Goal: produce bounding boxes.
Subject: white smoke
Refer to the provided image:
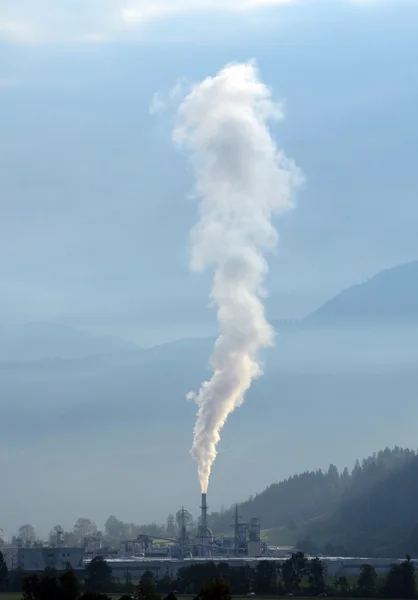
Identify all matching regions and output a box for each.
[174,61,301,493]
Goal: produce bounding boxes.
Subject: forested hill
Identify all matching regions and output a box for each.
[209,447,417,556]
[314,451,418,557]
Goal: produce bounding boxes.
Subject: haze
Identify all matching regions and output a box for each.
[1,0,417,537]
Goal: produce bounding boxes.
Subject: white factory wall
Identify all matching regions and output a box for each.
[3,547,84,572]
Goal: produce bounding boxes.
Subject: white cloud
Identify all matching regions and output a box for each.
[0,0,399,45]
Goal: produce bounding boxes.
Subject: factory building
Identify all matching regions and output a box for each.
[2,494,415,581]
[2,546,84,573]
[119,494,266,561]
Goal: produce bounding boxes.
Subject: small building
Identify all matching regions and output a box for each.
[3,546,84,573]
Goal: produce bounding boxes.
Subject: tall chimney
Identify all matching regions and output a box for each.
[201,492,208,530]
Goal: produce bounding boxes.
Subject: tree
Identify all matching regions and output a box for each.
[49,525,65,546]
[73,519,98,546]
[333,576,350,597]
[229,565,253,595]
[124,572,134,594]
[399,555,416,598]
[307,558,327,595]
[253,561,278,595]
[22,574,44,600]
[176,509,193,533]
[60,568,80,600]
[104,516,130,547]
[18,524,36,545]
[0,551,8,590]
[281,552,308,593]
[84,557,112,593]
[135,572,160,600]
[357,564,377,598]
[9,567,25,592]
[22,573,60,600]
[381,555,416,598]
[156,575,175,595]
[166,515,177,538]
[196,578,232,600]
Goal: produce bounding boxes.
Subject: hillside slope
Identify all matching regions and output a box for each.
[210,448,416,556]
[308,451,418,557]
[304,261,418,326]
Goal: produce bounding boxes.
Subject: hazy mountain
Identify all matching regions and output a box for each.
[0,322,139,361]
[2,260,416,363]
[303,261,418,326]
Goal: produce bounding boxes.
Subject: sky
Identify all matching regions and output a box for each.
[1,0,418,536]
[1,0,417,346]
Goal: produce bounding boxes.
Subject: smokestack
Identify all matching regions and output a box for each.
[201,492,208,530]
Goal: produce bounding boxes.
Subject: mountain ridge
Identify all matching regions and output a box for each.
[2,260,417,363]
[304,260,418,326]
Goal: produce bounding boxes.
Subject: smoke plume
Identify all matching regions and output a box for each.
[174,61,301,493]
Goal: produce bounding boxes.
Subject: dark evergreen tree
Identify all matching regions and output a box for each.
[0,551,8,591]
[84,557,112,593]
[357,564,378,597]
[307,558,327,595]
[135,571,160,600]
[60,568,80,600]
[253,560,278,595]
[381,555,416,598]
[333,576,350,597]
[281,552,308,593]
[22,573,60,600]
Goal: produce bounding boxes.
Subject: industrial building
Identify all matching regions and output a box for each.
[119,494,265,561]
[1,494,415,580]
[1,545,84,574]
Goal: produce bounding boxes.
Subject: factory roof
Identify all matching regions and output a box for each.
[101,555,418,564]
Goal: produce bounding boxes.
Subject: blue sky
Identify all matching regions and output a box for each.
[1,0,417,346]
[1,0,418,535]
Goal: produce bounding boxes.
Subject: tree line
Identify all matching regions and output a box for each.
[175,553,417,598]
[6,513,192,550]
[1,549,417,599]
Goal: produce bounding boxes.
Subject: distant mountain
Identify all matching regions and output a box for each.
[3,260,417,363]
[0,322,140,361]
[303,261,418,326]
